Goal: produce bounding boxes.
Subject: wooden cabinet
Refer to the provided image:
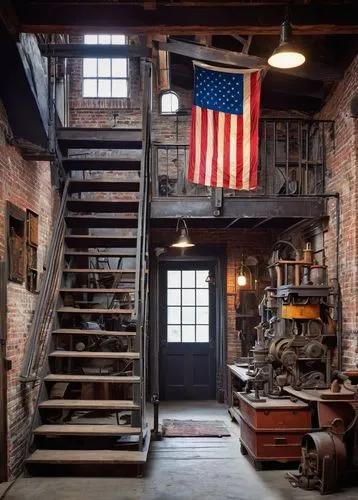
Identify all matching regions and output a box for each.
[237,392,311,467]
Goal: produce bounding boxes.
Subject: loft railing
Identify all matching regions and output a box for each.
[151,119,334,198]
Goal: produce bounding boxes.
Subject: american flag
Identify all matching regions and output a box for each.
[188,63,261,190]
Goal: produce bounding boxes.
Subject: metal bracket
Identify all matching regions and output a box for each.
[212,187,223,216]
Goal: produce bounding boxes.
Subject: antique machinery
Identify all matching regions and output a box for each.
[286,400,357,494]
[245,240,336,397]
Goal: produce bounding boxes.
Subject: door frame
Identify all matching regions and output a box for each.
[149,247,227,402]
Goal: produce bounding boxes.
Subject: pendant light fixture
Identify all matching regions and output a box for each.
[237,255,247,287]
[268,9,305,69]
[170,217,195,249]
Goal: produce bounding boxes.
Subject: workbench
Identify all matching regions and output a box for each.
[227,364,251,424]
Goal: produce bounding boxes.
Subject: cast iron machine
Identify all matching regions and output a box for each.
[245,241,336,398]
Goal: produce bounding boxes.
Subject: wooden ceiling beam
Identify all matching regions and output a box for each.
[15,3,358,35]
[159,39,342,81]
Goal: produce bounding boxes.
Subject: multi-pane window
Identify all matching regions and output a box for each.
[167,270,210,343]
[83,34,128,98]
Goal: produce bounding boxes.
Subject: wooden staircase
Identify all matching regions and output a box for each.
[25,120,150,475]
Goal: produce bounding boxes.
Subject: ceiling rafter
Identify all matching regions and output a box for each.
[13,2,358,35]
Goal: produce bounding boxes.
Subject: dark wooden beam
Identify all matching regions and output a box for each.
[14,3,358,35]
[0,0,19,36]
[160,39,342,81]
[39,43,146,58]
[151,196,325,219]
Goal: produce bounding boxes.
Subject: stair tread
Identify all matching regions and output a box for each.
[63,158,141,172]
[33,424,141,436]
[38,399,139,409]
[57,307,133,314]
[68,180,140,193]
[45,374,140,383]
[65,235,137,239]
[65,215,138,228]
[65,251,137,257]
[62,268,137,273]
[57,128,142,151]
[64,235,137,248]
[53,329,136,336]
[49,350,139,359]
[59,288,135,293]
[67,200,139,213]
[26,448,146,465]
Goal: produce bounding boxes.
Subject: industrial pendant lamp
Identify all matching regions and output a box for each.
[268,11,305,69]
[170,217,195,249]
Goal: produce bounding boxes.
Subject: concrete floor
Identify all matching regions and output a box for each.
[4,401,358,500]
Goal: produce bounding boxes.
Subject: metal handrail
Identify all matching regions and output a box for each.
[20,180,69,382]
[134,60,152,429]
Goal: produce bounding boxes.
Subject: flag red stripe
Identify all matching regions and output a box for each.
[223,113,231,189]
[236,115,243,189]
[211,111,219,186]
[199,108,208,184]
[250,72,260,189]
[188,105,197,182]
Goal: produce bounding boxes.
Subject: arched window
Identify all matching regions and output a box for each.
[160,91,179,115]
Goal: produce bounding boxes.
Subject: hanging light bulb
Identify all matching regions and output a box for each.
[268,16,305,69]
[237,258,247,287]
[170,218,195,248]
[237,270,247,287]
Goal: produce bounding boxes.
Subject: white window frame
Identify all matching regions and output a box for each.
[82,34,129,98]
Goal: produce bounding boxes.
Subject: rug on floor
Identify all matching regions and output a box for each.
[162,419,230,437]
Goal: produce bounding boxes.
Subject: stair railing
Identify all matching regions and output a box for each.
[20,179,69,383]
[134,60,152,429]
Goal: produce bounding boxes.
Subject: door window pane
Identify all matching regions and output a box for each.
[166,268,211,343]
[196,270,209,288]
[182,289,195,306]
[182,307,195,324]
[168,270,181,288]
[182,270,195,288]
[182,325,195,343]
[168,289,181,306]
[196,325,209,343]
[196,307,209,324]
[168,307,181,324]
[196,289,209,306]
[167,325,181,343]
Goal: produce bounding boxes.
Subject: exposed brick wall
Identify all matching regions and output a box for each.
[317,55,358,370]
[0,100,55,479]
[150,228,277,365]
